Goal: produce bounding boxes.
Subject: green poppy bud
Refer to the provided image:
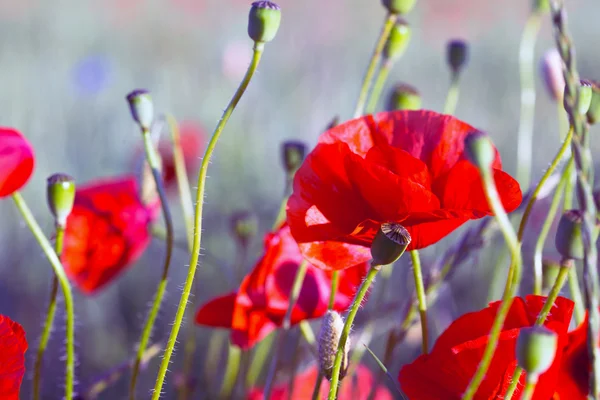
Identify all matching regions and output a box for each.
[464,131,495,171]
[577,80,593,115]
[281,141,306,176]
[381,0,417,15]
[318,310,349,381]
[47,173,75,228]
[371,222,411,267]
[230,210,258,247]
[386,83,421,111]
[447,39,469,77]
[586,80,600,124]
[126,89,154,131]
[516,326,557,377]
[555,210,600,260]
[248,1,281,44]
[383,19,411,62]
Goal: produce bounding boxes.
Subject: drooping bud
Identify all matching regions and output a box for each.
[230,210,258,248]
[248,1,281,44]
[370,222,411,267]
[386,83,421,111]
[576,80,593,115]
[464,131,495,171]
[47,173,75,228]
[447,39,469,77]
[586,81,600,124]
[540,49,565,102]
[383,19,411,63]
[281,141,306,176]
[555,210,600,261]
[516,326,558,378]
[318,310,349,381]
[381,0,417,15]
[533,0,550,13]
[126,89,154,131]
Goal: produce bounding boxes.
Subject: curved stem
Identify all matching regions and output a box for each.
[353,13,397,118]
[443,74,460,115]
[410,250,428,354]
[365,59,392,114]
[516,12,542,189]
[462,169,522,400]
[12,193,75,400]
[33,226,65,400]
[129,131,175,400]
[152,43,264,399]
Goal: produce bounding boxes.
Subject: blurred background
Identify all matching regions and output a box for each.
[1,0,599,398]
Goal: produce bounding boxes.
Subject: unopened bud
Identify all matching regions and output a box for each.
[318,311,349,381]
[516,326,557,377]
[248,1,281,44]
[381,0,417,15]
[555,210,600,260]
[586,81,600,125]
[464,131,495,171]
[230,210,258,247]
[540,49,565,102]
[126,89,154,131]
[577,80,593,115]
[447,40,469,77]
[533,0,550,13]
[281,141,306,176]
[371,222,411,266]
[386,83,421,111]
[47,173,75,228]
[383,19,411,63]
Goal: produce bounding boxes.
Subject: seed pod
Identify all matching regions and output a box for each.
[447,40,469,77]
[464,131,495,171]
[318,310,350,381]
[386,83,421,111]
[516,326,557,377]
[47,173,75,228]
[248,1,281,43]
[126,89,154,131]
[281,141,306,176]
[381,0,417,15]
[383,19,411,63]
[371,222,411,266]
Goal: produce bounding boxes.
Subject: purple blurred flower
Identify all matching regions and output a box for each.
[71,55,112,95]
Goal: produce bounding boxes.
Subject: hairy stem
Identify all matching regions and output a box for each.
[410,250,428,354]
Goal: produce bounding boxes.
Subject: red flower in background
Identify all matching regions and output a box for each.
[248,364,393,400]
[0,128,34,197]
[287,110,522,271]
[195,225,369,349]
[0,315,27,400]
[61,176,159,294]
[398,296,574,400]
[158,120,205,188]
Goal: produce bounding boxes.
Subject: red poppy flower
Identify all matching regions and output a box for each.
[157,120,205,188]
[287,110,522,271]
[0,128,34,198]
[248,363,393,400]
[398,296,574,400]
[61,176,159,294]
[195,225,369,349]
[0,315,28,400]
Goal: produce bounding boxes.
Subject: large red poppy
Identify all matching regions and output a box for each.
[61,176,159,294]
[287,110,522,271]
[398,296,574,400]
[0,315,27,400]
[0,128,34,198]
[247,364,393,400]
[195,225,369,349]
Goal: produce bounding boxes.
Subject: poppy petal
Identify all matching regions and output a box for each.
[0,315,27,400]
[0,128,35,198]
[195,292,236,328]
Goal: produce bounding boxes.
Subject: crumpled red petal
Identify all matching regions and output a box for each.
[0,315,28,400]
[0,128,35,198]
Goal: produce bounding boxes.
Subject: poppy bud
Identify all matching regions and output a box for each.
[540,49,565,102]
[248,1,281,44]
[464,131,495,171]
[281,141,306,176]
[516,326,557,378]
[371,222,411,267]
[576,80,593,115]
[533,0,550,13]
[586,81,600,124]
[230,210,258,247]
[318,310,349,381]
[383,19,411,63]
[126,89,154,131]
[555,210,600,261]
[381,0,417,15]
[47,173,75,228]
[386,83,421,111]
[447,40,469,77]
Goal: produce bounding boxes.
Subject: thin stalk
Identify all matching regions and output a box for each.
[462,168,523,400]
[516,12,543,189]
[362,344,405,398]
[218,345,242,399]
[129,130,175,400]
[520,378,537,400]
[311,373,324,400]
[365,59,393,114]
[353,13,397,118]
[410,250,428,353]
[443,74,460,115]
[12,193,75,400]
[152,43,264,399]
[33,226,65,400]
[328,271,339,310]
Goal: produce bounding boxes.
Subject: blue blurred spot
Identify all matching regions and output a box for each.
[71,55,112,95]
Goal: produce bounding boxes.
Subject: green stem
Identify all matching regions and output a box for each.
[462,168,523,400]
[218,345,242,399]
[365,59,392,114]
[33,226,65,400]
[130,130,175,400]
[12,193,75,400]
[516,12,543,189]
[311,372,324,400]
[353,13,397,118]
[521,378,537,400]
[362,344,404,398]
[328,271,339,310]
[263,260,309,399]
[569,267,585,324]
[443,74,460,115]
[410,250,428,354]
[152,42,264,399]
